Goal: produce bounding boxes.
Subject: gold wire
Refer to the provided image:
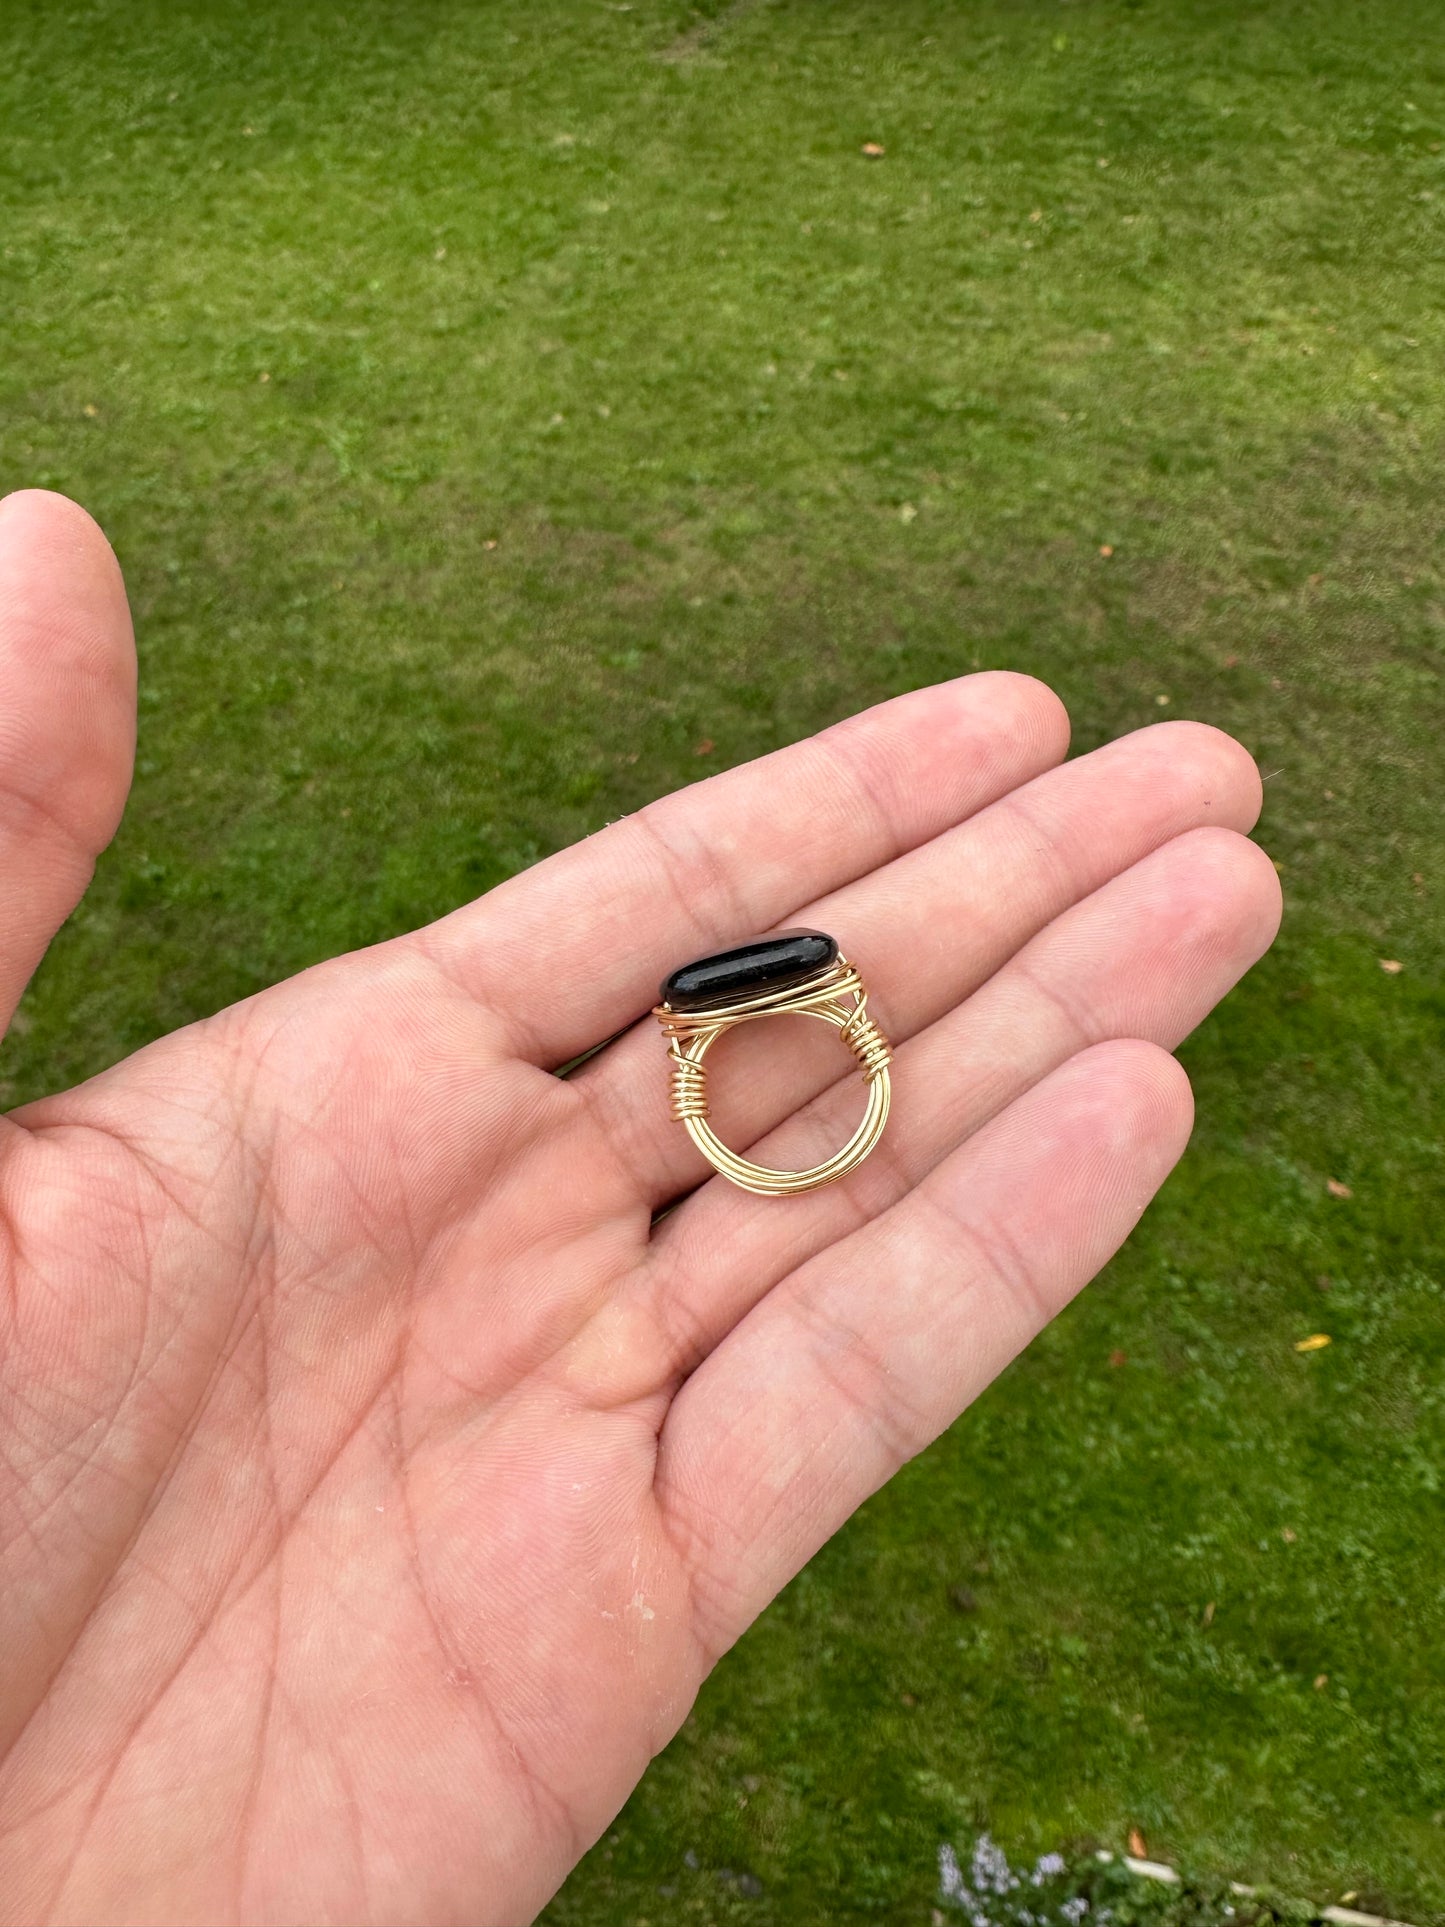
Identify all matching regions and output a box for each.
[652,954,892,1196]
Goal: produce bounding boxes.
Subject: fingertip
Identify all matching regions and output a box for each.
[1067,1035,1195,1182]
[0,486,110,534]
[873,670,1068,814]
[1131,718,1264,831]
[0,486,126,579]
[956,668,1072,763]
[956,1037,1196,1238]
[1241,827,1285,937]
[1143,824,1285,966]
[0,490,137,930]
[0,489,136,699]
[1067,1037,1195,1279]
[1190,823,1283,952]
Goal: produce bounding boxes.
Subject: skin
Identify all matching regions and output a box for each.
[0,489,1281,1927]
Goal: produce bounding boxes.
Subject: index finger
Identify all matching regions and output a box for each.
[413,672,1070,1064]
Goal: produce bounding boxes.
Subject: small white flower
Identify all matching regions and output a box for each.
[939,1844,965,1901]
[972,1835,1018,1896]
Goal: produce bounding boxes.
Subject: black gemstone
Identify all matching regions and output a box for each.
[660,928,838,1011]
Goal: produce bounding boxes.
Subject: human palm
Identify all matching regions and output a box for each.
[0,491,1280,1925]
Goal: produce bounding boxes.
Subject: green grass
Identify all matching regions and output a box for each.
[3,0,1444,1917]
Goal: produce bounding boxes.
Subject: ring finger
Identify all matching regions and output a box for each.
[565,823,1279,1400]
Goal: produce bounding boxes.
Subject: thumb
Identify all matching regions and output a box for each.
[0,490,137,1040]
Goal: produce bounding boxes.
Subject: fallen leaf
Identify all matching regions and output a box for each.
[1128,1829,1147,1857]
[1098,543,1114,557]
[1326,1179,1352,1199]
[861,141,885,158]
[1295,1333,1332,1352]
[1202,1600,1216,1627]
[899,502,918,523]
[1029,208,1043,223]
[483,539,498,550]
[948,1584,978,1614]
[1379,958,1403,974]
[1314,1673,1329,1691]
[1155,694,1171,706]
[1282,1527,1297,1544]
[1108,1348,1128,1368]
[1223,653,1240,667]
[693,738,715,756]
[1341,1894,1358,1905]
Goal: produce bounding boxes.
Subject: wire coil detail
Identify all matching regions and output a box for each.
[653,954,892,1196]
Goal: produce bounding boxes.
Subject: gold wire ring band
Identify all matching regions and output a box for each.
[653,947,892,1196]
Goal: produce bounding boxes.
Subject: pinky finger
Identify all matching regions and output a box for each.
[656,1039,1193,1660]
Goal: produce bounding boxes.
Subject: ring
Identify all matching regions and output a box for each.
[652,929,892,1196]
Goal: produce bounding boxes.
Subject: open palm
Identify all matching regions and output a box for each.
[0,491,1280,1926]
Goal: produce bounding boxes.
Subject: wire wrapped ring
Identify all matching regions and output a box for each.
[653,929,892,1196]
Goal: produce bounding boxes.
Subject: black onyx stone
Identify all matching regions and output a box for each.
[661,929,838,1011]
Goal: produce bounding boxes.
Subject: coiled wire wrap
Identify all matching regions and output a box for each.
[653,955,892,1196]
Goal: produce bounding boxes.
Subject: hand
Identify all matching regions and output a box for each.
[0,490,1279,1926]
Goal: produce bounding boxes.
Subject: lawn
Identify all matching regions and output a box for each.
[2,0,1443,1918]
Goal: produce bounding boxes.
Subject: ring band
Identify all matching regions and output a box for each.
[652,929,892,1196]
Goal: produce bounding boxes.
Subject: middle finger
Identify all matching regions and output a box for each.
[574,719,1261,1206]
